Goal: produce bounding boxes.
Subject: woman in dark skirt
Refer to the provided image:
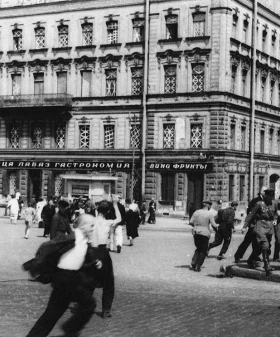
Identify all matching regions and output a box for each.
[125,203,141,246]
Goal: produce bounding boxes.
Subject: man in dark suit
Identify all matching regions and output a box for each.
[41,197,55,237]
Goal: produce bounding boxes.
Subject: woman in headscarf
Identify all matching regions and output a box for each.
[125,202,141,246]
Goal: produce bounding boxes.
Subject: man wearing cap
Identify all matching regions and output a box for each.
[50,200,72,240]
[207,201,238,260]
[242,188,277,274]
[234,186,268,263]
[189,200,218,272]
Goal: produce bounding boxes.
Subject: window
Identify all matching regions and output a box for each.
[34,73,44,95]
[12,74,21,95]
[277,130,280,155]
[55,125,66,149]
[231,65,237,94]
[10,126,19,149]
[269,128,274,154]
[164,66,176,94]
[278,83,280,106]
[242,69,248,96]
[166,15,178,39]
[9,172,17,195]
[193,13,205,37]
[259,176,264,190]
[57,72,67,94]
[161,173,175,201]
[240,175,245,201]
[130,124,141,148]
[105,69,117,96]
[32,125,43,149]
[241,124,246,151]
[13,29,23,51]
[79,125,90,149]
[243,18,249,42]
[107,21,118,44]
[54,174,63,196]
[192,64,204,92]
[228,175,234,201]
[261,76,266,102]
[82,23,93,46]
[270,80,275,105]
[191,124,203,148]
[35,27,45,49]
[163,123,175,149]
[81,71,92,97]
[232,11,238,38]
[104,125,115,148]
[230,122,236,149]
[260,129,265,153]
[262,28,267,52]
[131,68,144,95]
[58,25,68,47]
[132,18,144,42]
[272,33,276,56]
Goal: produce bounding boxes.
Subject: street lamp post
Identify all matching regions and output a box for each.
[129,112,136,202]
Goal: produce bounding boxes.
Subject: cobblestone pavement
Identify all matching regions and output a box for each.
[1,217,280,337]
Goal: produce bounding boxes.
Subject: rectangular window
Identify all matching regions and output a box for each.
[231,65,237,94]
[192,64,204,92]
[270,80,275,105]
[12,74,21,95]
[35,27,45,49]
[230,123,236,149]
[259,176,264,191]
[34,73,44,95]
[107,21,118,44]
[260,129,265,153]
[32,124,43,149]
[55,125,66,149]
[240,175,245,202]
[131,68,144,95]
[79,125,90,149]
[261,77,266,102]
[269,128,273,154]
[57,72,67,94]
[163,123,175,149]
[54,174,63,197]
[191,124,203,148]
[229,175,234,201]
[58,25,68,47]
[81,71,92,97]
[242,69,247,96]
[132,19,144,42]
[164,66,176,94]
[104,125,115,149]
[161,173,175,201]
[166,15,178,39]
[278,130,280,155]
[10,125,20,149]
[9,172,17,196]
[130,124,141,148]
[241,125,246,151]
[262,29,267,52]
[82,23,93,46]
[193,13,205,37]
[105,69,117,96]
[13,29,23,51]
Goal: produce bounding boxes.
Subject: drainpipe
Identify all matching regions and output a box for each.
[249,0,257,201]
[141,0,150,201]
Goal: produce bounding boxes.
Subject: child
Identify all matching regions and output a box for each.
[24,202,36,239]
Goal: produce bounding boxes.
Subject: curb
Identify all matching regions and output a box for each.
[222,265,280,283]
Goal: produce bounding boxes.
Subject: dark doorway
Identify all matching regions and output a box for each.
[187,172,204,214]
[29,170,42,202]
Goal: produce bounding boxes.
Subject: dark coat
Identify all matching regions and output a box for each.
[50,211,72,239]
[216,207,235,230]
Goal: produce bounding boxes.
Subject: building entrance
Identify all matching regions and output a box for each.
[187,172,204,213]
[29,170,42,202]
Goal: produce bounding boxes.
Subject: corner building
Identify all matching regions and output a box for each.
[0,0,280,216]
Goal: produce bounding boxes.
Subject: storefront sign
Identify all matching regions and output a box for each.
[147,162,213,171]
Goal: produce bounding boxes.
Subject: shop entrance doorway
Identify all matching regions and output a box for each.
[187,172,204,214]
[29,170,42,202]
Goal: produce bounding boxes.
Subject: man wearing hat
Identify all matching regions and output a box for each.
[207,201,238,260]
[242,188,278,274]
[189,200,218,272]
[50,200,72,240]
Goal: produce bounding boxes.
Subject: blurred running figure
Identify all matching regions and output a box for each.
[23,202,36,239]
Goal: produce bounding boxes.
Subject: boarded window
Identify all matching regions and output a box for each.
[57,72,67,94]
[34,73,44,95]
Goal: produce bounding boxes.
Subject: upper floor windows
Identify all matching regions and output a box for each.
[35,27,45,49]
[104,125,115,148]
[262,25,268,52]
[132,18,144,42]
[34,73,44,95]
[164,65,176,94]
[243,15,249,43]
[163,123,175,148]
[193,12,205,37]
[190,123,203,148]
[165,14,178,39]
[13,28,23,51]
[82,23,93,46]
[192,64,204,92]
[32,124,43,149]
[57,72,67,94]
[231,64,237,94]
[130,124,141,148]
[81,71,92,97]
[230,122,236,149]
[105,69,117,96]
[107,21,118,44]
[79,124,90,149]
[55,125,66,149]
[12,74,21,95]
[10,126,20,149]
[131,67,144,95]
[58,25,68,47]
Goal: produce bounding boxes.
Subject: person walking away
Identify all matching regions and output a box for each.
[7,194,19,224]
[36,197,46,228]
[189,200,218,272]
[41,197,56,237]
[234,186,268,263]
[242,188,277,274]
[140,201,147,224]
[125,202,141,246]
[23,203,36,239]
[207,201,238,260]
[147,198,156,224]
[50,200,72,240]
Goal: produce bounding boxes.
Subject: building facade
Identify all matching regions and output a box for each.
[0,0,280,215]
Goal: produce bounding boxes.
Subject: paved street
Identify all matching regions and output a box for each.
[1,216,280,337]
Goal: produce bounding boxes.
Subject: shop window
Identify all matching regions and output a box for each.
[34,73,44,95]
[82,23,93,46]
[32,125,43,149]
[270,80,275,105]
[105,69,117,96]
[163,123,175,149]
[190,124,203,148]
[81,71,92,97]
[131,68,144,95]
[130,124,141,148]
[164,65,176,94]
[35,27,45,49]
[193,13,205,37]
[260,129,265,153]
[13,28,23,51]
[228,175,234,201]
[242,69,248,96]
[9,172,17,195]
[230,122,236,149]
[55,125,66,149]
[241,124,246,151]
[132,18,144,42]
[12,74,21,95]
[57,72,67,94]
[161,173,175,201]
[192,64,204,92]
[104,125,115,149]
[166,15,178,39]
[107,21,118,44]
[240,175,245,202]
[58,25,68,47]
[10,126,20,149]
[54,174,63,196]
[79,125,90,149]
[231,65,237,94]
